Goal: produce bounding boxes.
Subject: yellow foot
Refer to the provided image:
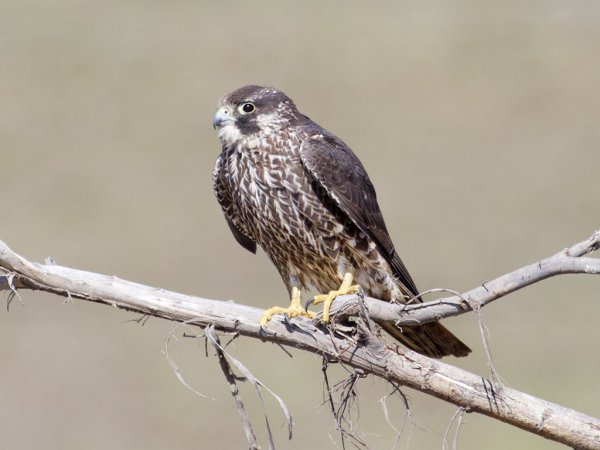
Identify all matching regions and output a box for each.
[311,272,361,323]
[259,287,315,327]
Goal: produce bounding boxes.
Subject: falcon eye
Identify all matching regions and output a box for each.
[239,102,256,114]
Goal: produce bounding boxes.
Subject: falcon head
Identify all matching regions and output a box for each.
[213,85,302,147]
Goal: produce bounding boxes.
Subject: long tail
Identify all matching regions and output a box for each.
[379,320,471,358]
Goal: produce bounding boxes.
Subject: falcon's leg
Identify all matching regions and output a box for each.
[311,272,361,323]
[259,286,315,327]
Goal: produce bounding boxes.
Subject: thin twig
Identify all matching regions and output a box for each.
[206,324,293,449]
[379,382,412,450]
[163,320,214,400]
[442,407,466,450]
[206,325,259,450]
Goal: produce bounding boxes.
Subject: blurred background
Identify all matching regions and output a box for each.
[1,1,599,449]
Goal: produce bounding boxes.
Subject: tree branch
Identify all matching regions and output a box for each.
[1,232,599,449]
[330,229,600,326]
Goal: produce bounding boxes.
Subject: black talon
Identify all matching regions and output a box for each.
[305,296,315,310]
[259,324,276,337]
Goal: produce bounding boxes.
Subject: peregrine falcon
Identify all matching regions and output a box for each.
[212,85,470,358]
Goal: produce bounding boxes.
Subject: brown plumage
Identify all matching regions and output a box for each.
[212,85,470,358]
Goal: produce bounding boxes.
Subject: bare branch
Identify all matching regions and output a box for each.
[1,233,600,449]
[329,229,600,326]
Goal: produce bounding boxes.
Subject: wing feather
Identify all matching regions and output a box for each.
[300,134,418,295]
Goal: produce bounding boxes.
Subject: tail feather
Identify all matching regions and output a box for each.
[379,320,471,358]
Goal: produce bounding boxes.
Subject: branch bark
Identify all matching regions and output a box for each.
[1,232,599,449]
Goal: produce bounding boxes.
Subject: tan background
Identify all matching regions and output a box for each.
[1,1,599,449]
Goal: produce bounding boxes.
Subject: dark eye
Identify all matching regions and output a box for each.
[239,102,256,114]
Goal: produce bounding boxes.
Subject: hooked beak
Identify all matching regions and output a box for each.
[212,107,233,129]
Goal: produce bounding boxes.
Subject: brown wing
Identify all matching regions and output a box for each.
[300,134,418,296]
[212,153,257,254]
[301,134,471,358]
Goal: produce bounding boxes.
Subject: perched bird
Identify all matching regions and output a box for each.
[212,85,470,358]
